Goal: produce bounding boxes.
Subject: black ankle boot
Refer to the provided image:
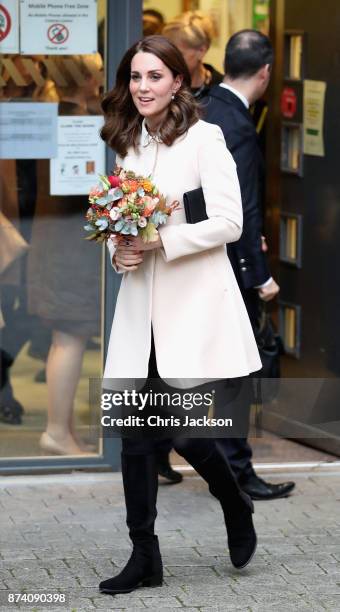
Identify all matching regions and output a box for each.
[99,535,163,594]
[175,440,257,569]
[100,452,163,595]
[221,490,256,569]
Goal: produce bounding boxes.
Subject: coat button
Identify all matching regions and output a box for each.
[241,266,247,272]
[240,258,246,263]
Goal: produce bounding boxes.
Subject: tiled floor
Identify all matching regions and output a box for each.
[1,470,340,611]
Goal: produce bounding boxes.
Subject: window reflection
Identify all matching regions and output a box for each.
[0,16,105,458]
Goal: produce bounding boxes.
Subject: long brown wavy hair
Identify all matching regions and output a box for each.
[101,35,200,157]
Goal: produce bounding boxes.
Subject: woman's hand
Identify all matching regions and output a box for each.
[113,234,162,271]
[114,244,144,272]
[126,234,162,252]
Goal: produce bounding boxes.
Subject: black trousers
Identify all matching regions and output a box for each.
[120,335,248,543]
[217,287,261,482]
[138,325,257,481]
[122,334,214,457]
[121,334,248,457]
[216,377,256,483]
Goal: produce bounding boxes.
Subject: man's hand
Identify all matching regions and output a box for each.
[258,278,280,302]
[261,235,268,252]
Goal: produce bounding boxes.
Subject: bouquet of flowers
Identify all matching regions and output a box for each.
[85,166,178,244]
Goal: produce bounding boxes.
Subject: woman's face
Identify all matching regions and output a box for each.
[129,51,181,125]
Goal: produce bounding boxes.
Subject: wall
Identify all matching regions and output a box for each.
[142,0,253,72]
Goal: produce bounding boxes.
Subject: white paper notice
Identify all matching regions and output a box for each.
[0,0,19,53]
[20,0,97,55]
[0,102,58,159]
[303,80,327,157]
[50,115,105,196]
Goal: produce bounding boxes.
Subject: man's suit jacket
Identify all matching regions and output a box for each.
[204,85,271,324]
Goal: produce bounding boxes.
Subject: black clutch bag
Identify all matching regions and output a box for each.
[183,187,208,224]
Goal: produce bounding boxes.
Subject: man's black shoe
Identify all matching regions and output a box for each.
[0,398,24,425]
[241,474,295,500]
[156,452,183,484]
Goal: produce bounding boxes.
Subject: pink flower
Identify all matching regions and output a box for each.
[110,207,121,221]
[142,195,156,218]
[117,196,128,208]
[108,175,121,187]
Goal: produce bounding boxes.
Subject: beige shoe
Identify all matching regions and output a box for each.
[71,432,97,453]
[39,431,88,456]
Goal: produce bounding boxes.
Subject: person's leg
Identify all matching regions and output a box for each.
[215,377,256,482]
[154,437,183,483]
[0,348,24,424]
[40,329,87,455]
[216,374,295,501]
[99,437,163,595]
[1,285,32,361]
[121,438,159,540]
[68,414,96,452]
[173,436,256,569]
[0,286,31,423]
[217,438,255,481]
[148,332,182,484]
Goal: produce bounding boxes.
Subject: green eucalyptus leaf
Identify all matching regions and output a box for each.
[140,223,159,243]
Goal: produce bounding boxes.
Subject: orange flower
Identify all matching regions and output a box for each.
[143,207,154,218]
[142,179,153,192]
[128,180,139,192]
[121,181,130,193]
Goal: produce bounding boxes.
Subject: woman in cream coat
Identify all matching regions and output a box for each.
[99,36,261,597]
[104,117,261,380]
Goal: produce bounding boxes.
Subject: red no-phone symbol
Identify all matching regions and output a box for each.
[0,3,11,42]
[47,23,69,45]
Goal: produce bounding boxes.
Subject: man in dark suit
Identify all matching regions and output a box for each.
[204,29,295,500]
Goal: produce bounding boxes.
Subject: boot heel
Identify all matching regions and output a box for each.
[142,574,163,587]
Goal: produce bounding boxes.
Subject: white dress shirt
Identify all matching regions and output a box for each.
[219,82,250,109]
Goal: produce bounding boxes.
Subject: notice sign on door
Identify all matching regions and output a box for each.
[20,1,97,55]
[303,80,326,157]
[50,115,105,195]
[0,0,19,53]
[0,102,58,159]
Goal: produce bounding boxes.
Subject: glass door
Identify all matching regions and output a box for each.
[0,0,111,471]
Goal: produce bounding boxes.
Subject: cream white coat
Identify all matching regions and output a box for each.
[104,119,261,381]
